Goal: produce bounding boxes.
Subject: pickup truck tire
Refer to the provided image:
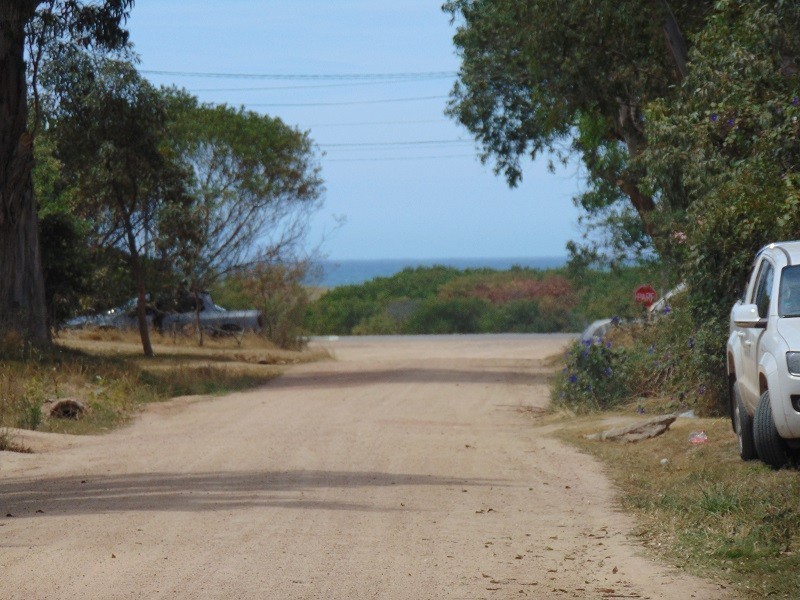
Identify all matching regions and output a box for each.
[754,390,789,469]
[733,382,757,461]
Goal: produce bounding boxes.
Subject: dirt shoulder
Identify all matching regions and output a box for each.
[0,335,731,599]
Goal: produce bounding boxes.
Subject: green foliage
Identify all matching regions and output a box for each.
[305,264,661,336]
[405,297,490,334]
[304,289,381,335]
[639,0,800,409]
[444,0,713,252]
[162,89,323,291]
[552,337,626,412]
[239,261,311,350]
[554,300,725,416]
[39,212,91,326]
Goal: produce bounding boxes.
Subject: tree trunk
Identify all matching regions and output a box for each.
[0,3,50,345]
[123,215,154,357]
[193,290,204,347]
[131,253,154,357]
[615,99,662,248]
[654,0,689,81]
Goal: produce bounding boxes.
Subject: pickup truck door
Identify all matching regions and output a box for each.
[740,258,774,406]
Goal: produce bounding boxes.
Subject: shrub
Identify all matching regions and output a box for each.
[553,299,724,415]
[552,335,626,412]
[405,297,490,334]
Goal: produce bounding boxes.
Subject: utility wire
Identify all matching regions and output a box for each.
[325,154,477,163]
[189,77,455,93]
[308,119,448,128]
[245,95,447,107]
[320,139,470,148]
[141,69,457,81]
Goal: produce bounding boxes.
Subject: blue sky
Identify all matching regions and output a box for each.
[126,1,582,260]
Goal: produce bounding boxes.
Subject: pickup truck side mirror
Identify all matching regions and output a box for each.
[732,303,767,329]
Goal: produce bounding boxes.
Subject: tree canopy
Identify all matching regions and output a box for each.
[444,0,712,250]
[163,90,323,292]
[44,56,191,355]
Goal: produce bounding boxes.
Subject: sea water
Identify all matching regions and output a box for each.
[313,257,567,288]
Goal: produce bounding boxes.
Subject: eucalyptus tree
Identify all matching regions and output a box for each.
[45,57,191,356]
[444,0,712,256]
[163,90,324,344]
[0,0,132,344]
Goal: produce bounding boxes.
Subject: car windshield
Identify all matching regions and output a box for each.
[780,265,800,317]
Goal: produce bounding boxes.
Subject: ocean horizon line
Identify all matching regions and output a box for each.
[312,256,569,288]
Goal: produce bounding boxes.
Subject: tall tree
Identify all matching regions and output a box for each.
[444,0,711,252]
[162,90,323,344]
[46,57,190,356]
[0,0,132,344]
[641,0,800,398]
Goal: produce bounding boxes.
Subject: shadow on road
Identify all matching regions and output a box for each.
[267,366,551,390]
[1,470,508,518]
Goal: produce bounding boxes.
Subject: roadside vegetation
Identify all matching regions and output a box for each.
[556,414,800,597]
[552,295,724,415]
[0,329,327,445]
[303,262,665,336]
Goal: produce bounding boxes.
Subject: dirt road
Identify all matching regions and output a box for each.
[1,335,730,599]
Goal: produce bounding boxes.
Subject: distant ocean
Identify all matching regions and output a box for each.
[313,257,568,288]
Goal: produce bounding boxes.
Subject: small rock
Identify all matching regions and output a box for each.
[585,414,677,443]
[46,398,87,420]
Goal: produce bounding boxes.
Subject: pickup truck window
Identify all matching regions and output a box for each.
[753,260,774,318]
[780,265,800,317]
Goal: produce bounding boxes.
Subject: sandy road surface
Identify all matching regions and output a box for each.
[1,335,731,599]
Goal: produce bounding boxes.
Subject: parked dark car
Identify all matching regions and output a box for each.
[161,292,263,334]
[63,292,263,335]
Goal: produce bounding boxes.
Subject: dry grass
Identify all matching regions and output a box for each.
[556,405,800,597]
[0,330,330,439]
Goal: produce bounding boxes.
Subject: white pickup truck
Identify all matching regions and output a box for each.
[727,241,800,468]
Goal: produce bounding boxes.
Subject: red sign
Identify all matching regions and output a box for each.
[634,284,658,307]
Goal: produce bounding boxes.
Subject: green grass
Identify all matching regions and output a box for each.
[559,413,800,597]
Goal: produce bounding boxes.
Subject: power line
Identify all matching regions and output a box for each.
[308,118,448,128]
[245,95,447,107]
[320,139,470,148]
[141,69,457,81]
[189,77,455,93]
[324,154,477,163]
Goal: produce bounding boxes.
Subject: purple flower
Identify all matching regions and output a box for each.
[603,367,613,377]
[710,113,718,122]
[568,374,578,384]
[662,305,671,315]
[605,341,613,349]
[611,315,621,326]
[726,118,735,127]
[582,338,593,347]
[793,97,799,106]
[698,384,707,395]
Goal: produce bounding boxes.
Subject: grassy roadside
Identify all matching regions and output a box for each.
[0,329,328,444]
[555,409,800,598]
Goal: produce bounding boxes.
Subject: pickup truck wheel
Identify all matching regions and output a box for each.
[733,382,757,461]
[754,390,789,469]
